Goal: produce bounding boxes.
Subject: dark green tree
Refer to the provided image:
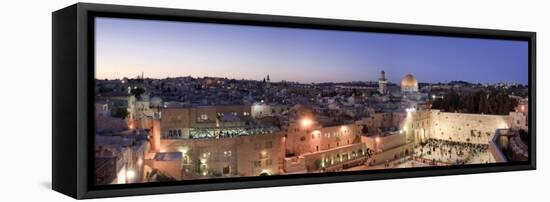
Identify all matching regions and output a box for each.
[432,90,517,115]
[112,107,129,119]
[130,87,146,97]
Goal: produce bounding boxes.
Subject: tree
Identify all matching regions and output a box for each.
[112,107,129,119]
[432,90,517,115]
[130,87,146,97]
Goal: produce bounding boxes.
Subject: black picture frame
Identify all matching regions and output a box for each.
[52,3,536,199]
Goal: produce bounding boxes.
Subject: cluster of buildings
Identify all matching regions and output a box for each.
[94,71,529,184]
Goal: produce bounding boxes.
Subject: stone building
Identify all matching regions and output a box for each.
[144,104,282,179]
[282,120,370,173]
[157,132,283,178]
[159,105,254,139]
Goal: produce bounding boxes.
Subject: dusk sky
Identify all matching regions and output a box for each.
[95,17,528,84]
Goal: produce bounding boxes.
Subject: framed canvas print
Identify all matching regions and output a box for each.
[52,3,536,199]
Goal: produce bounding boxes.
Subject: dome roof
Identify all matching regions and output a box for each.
[401,74,418,92]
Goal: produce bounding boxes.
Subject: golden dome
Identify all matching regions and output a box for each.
[401,74,418,92]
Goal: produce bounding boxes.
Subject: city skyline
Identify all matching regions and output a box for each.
[96,73,526,86]
[92,16,530,185]
[95,17,529,84]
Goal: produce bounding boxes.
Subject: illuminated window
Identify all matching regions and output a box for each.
[183,156,190,164]
[259,152,268,159]
[202,152,211,158]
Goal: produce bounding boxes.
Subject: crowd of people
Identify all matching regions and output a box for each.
[415,139,490,165]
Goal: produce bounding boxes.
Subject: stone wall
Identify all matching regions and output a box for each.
[426,110,509,144]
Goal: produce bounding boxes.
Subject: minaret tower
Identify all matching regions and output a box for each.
[378,70,388,95]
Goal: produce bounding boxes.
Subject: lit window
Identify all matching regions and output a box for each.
[259,151,268,159]
[202,152,211,158]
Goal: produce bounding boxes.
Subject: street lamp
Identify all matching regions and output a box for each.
[124,166,135,184]
[300,117,313,128]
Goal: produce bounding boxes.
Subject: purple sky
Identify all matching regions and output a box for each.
[95,17,528,84]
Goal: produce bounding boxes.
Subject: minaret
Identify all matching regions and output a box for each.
[378,70,388,95]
